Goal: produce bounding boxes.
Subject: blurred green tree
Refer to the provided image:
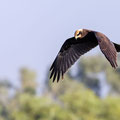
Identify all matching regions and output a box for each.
[77,55,120,95]
[20,68,37,95]
[0,55,120,120]
[0,80,13,120]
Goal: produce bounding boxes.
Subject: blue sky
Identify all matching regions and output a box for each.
[0,0,120,87]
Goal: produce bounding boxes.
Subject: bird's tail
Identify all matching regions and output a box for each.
[113,43,120,52]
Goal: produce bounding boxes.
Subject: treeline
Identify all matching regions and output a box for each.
[0,55,120,120]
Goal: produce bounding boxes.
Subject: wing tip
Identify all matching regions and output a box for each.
[49,72,64,83]
[111,60,118,69]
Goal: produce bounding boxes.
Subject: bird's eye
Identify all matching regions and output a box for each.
[77,32,82,36]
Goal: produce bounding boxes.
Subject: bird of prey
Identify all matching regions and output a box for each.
[50,29,120,82]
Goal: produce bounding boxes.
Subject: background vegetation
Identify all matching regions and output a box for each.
[0,55,120,120]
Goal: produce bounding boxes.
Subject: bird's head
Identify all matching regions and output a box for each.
[74,29,90,39]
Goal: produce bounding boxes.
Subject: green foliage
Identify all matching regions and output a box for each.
[79,55,120,94]
[9,84,120,120]
[0,54,120,120]
[10,94,76,120]
[9,73,120,120]
[20,68,37,95]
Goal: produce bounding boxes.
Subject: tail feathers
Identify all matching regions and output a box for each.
[113,43,120,52]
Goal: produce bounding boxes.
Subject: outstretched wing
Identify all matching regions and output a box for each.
[50,32,98,82]
[95,32,118,68]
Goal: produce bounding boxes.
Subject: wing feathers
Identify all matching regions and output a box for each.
[95,32,118,68]
[50,33,98,82]
[50,31,120,82]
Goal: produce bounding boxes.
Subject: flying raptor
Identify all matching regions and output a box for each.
[50,29,120,82]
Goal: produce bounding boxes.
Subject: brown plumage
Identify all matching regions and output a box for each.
[50,29,120,82]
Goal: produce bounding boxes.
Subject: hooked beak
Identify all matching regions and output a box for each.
[75,36,78,40]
